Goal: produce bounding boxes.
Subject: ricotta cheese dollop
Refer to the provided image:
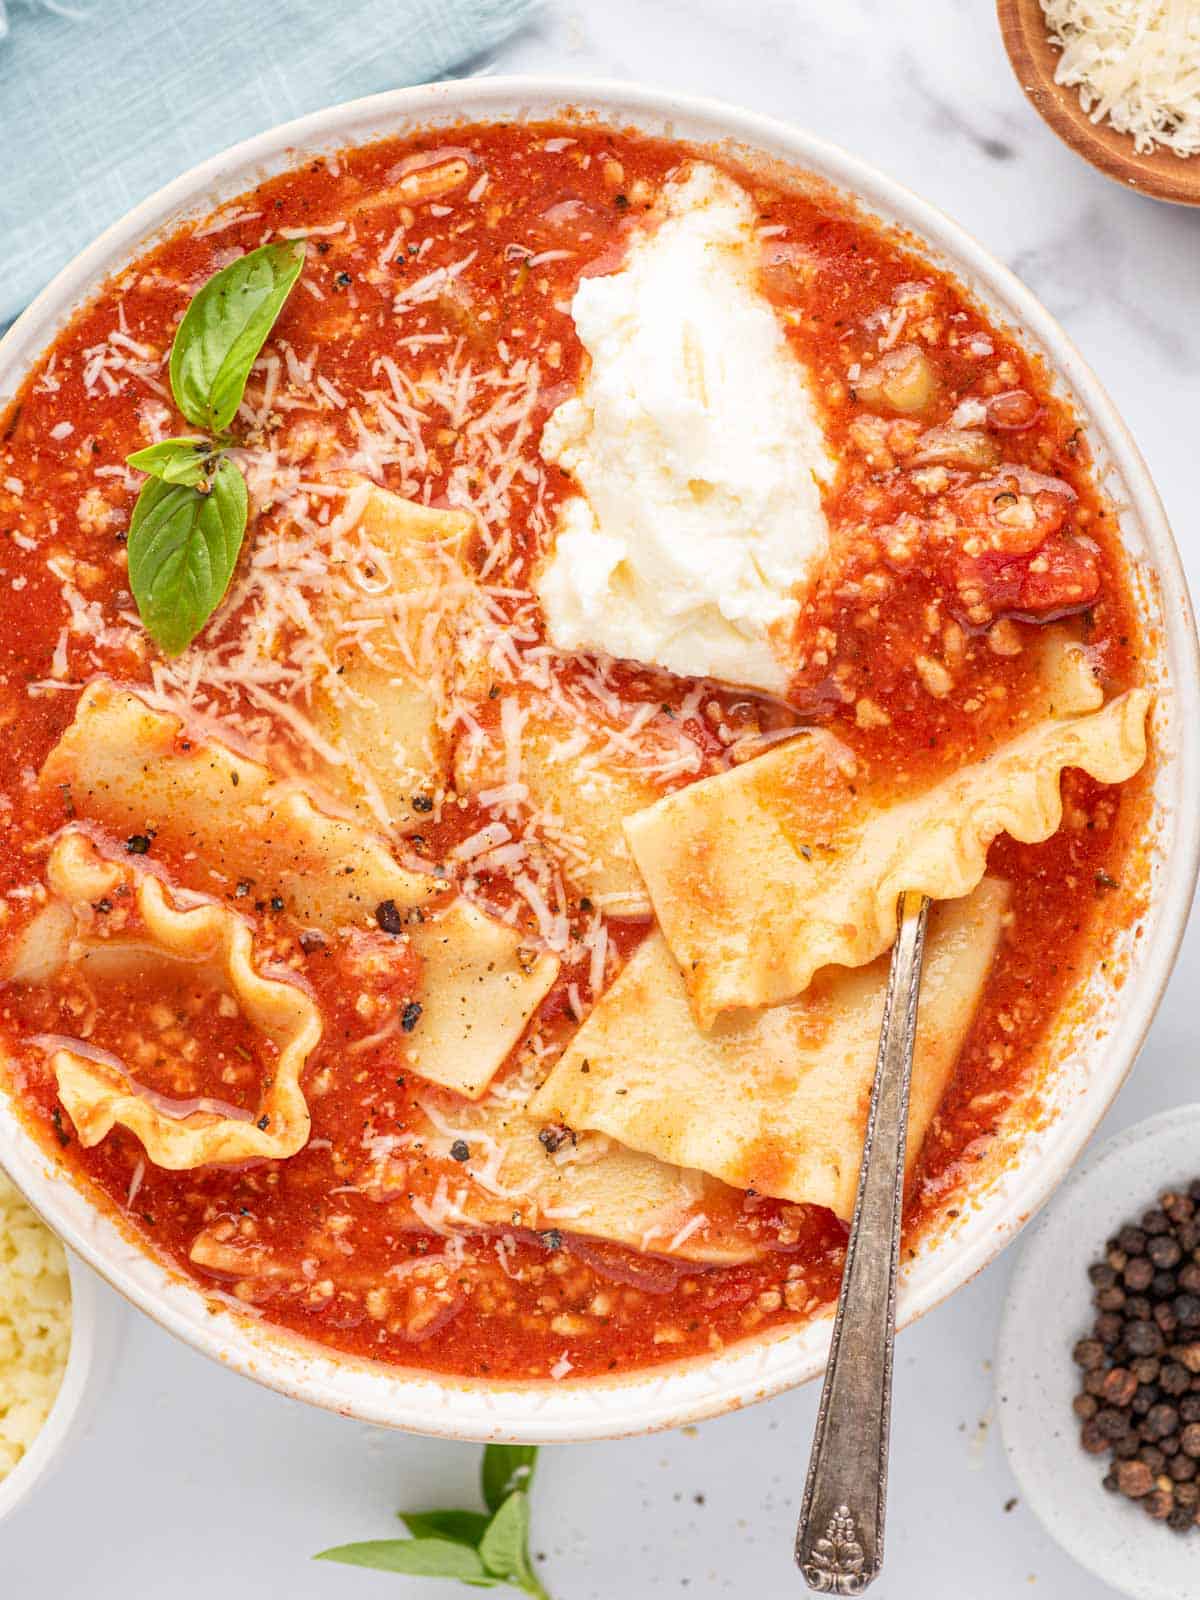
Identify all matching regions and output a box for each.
[537,163,833,696]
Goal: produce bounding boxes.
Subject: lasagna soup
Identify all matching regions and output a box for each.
[0,122,1152,1380]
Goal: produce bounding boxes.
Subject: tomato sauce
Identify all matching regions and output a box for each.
[0,121,1148,1379]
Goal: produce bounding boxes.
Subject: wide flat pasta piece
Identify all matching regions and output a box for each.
[406,899,560,1099]
[365,1093,764,1265]
[10,830,321,1169]
[306,481,476,831]
[455,701,659,917]
[38,682,558,1099]
[626,681,1150,1027]
[532,881,1007,1220]
[41,679,436,919]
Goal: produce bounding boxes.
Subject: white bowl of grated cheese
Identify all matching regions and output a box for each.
[0,1173,125,1525]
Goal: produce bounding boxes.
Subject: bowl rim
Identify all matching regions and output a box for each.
[0,74,1196,1443]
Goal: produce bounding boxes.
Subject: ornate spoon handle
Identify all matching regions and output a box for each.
[794,891,931,1594]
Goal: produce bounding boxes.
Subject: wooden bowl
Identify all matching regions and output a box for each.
[997,0,1200,206]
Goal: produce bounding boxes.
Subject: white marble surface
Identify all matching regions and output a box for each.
[5,3,1200,1596]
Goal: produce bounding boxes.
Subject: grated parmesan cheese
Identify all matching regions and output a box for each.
[1041,0,1200,156]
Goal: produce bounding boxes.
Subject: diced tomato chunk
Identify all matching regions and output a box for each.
[1017,537,1102,615]
[953,535,1101,620]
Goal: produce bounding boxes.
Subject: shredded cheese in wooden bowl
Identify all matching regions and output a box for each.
[1041,0,1200,157]
[0,1171,71,1482]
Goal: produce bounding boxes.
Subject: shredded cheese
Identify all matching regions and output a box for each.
[1041,0,1200,155]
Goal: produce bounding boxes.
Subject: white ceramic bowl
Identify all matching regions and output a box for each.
[997,1107,1200,1600]
[0,1249,125,1525]
[0,78,1195,1443]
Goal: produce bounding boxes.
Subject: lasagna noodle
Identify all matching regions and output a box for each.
[626,683,1150,1026]
[13,831,322,1168]
[306,483,476,831]
[532,881,1008,1220]
[389,1102,762,1264]
[455,701,659,917]
[38,682,558,1100]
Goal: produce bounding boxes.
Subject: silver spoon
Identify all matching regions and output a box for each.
[794,890,931,1594]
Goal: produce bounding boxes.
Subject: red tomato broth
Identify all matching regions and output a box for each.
[0,121,1149,1380]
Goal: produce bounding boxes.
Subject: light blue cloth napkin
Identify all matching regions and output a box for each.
[0,0,538,326]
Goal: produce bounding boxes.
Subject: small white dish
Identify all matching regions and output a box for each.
[997,1106,1200,1600]
[0,1248,125,1525]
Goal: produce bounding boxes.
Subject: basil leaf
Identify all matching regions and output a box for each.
[480,1494,548,1600]
[482,1445,538,1514]
[169,240,304,432]
[479,1492,528,1581]
[127,456,248,655]
[399,1510,491,1547]
[126,437,216,487]
[315,1537,498,1584]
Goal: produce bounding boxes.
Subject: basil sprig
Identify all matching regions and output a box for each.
[315,1444,550,1598]
[124,239,304,655]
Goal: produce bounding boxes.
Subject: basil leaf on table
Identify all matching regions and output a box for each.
[479,1492,547,1599]
[314,1443,550,1595]
[126,456,248,655]
[398,1510,492,1547]
[315,1537,499,1585]
[168,239,304,432]
[481,1443,538,1513]
[125,437,217,487]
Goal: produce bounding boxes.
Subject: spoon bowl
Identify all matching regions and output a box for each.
[997,0,1200,206]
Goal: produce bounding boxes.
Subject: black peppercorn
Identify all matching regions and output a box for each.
[1146,1488,1175,1520]
[1127,1320,1165,1357]
[1163,1362,1192,1397]
[1117,1459,1154,1498]
[1151,1236,1183,1270]
[1125,1256,1154,1292]
[1096,1311,1125,1345]
[1075,1338,1107,1370]
[1101,1368,1138,1407]
[1154,1302,1180,1336]
[1072,1180,1200,1535]
[1145,1408,1184,1446]
[1097,1407,1132,1440]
